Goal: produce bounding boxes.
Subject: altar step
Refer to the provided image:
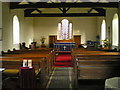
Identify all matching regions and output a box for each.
[56,51,71,54]
[54,54,73,67]
[54,62,73,67]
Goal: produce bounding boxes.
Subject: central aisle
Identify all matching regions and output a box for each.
[46,67,73,89]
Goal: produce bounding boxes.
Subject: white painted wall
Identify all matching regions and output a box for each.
[97,8,120,89]
[97,8,118,49]
[0,1,2,53]
[1,3,99,49]
[2,3,119,50]
[33,17,97,47]
[2,2,34,51]
[1,2,120,89]
[0,1,2,90]
[0,2,2,29]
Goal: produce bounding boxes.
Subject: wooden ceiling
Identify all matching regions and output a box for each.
[9,0,119,17]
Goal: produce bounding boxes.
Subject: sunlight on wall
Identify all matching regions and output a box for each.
[29,39,33,44]
[57,23,62,40]
[13,15,20,44]
[112,13,119,46]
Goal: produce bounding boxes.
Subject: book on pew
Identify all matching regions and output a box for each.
[28,59,32,68]
[23,59,27,67]
[22,59,32,68]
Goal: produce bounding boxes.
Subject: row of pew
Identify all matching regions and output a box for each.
[72,48,120,89]
[1,47,120,89]
[0,48,56,89]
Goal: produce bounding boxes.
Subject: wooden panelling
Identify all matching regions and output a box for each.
[74,35,81,48]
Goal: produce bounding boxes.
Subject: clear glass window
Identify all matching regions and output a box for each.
[13,15,20,44]
[101,19,106,45]
[112,13,119,46]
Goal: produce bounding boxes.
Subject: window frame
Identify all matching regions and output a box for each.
[57,19,73,40]
[13,15,20,44]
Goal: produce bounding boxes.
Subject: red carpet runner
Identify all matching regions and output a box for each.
[53,54,73,67]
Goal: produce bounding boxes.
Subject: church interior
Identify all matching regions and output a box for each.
[0,0,120,90]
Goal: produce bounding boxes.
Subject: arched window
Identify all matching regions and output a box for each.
[101,19,106,45]
[112,13,119,46]
[13,15,20,44]
[57,19,73,40]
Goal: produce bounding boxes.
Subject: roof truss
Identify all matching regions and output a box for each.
[10,2,118,9]
[24,8,106,17]
[9,2,117,17]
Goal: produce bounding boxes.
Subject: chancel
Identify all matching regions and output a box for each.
[54,19,76,51]
[0,0,120,90]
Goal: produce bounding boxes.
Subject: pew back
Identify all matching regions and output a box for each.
[72,48,120,80]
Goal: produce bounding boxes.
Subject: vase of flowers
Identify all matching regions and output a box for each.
[102,39,109,49]
[103,39,109,47]
[40,36,46,48]
[40,36,46,44]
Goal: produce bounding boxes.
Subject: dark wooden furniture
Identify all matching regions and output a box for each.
[19,67,36,88]
[74,35,81,48]
[72,48,120,90]
[1,48,56,88]
[49,35,57,48]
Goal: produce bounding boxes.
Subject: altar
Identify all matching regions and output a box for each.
[54,42,76,51]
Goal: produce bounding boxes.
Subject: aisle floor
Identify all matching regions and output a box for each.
[46,67,73,89]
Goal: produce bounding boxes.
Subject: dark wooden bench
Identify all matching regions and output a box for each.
[1,49,56,88]
[2,49,55,74]
[72,48,120,89]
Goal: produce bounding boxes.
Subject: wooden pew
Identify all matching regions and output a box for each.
[1,57,49,88]
[2,48,55,74]
[1,48,56,88]
[2,60,41,86]
[5,48,56,69]
[76,58,120,79]
[72,48,120,89]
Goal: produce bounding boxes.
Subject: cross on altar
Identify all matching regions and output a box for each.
[63,46,66,50]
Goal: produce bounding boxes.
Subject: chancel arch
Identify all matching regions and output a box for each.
[112,13,119,47]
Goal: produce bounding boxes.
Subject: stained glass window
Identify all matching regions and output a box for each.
[57,19,73,40]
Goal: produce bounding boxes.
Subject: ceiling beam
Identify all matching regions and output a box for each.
[93,8,105,13]
[24,7,105,17]
[10,2,118,9]
[24,13,106,17]
[59,7,70,13]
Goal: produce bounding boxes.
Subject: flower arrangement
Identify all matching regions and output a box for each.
[102,39,109,47]
[40,36,46,44]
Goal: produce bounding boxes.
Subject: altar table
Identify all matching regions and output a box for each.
[54,42,76,51]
